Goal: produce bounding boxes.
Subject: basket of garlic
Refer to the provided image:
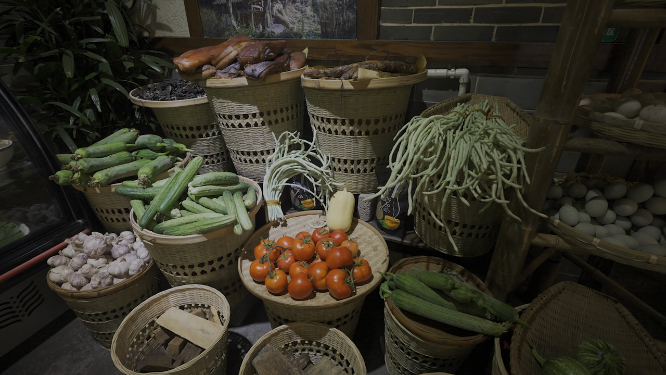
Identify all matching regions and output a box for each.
[46,231,161,349]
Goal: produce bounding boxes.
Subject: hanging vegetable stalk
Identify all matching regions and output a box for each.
[263,131,339,222]
[367,100,546,250]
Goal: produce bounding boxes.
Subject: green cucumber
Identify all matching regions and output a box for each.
[244,186,257,209]
[122,178,169,188]
[189,172,239,188]
[139,168,183,228]
[234,191,253,231]
[155,157,203,215]
[162,215,236,236]
[49,170,73,185]
[114,186,162,200]
[188,182,250,197]
[88,159,151,187]
[152,213,225,234]
[130,199,157,230]
[137,155,174,188]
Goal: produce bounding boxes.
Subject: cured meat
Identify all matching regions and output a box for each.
[173,35,251,73]
[287,51,307,71]
[201,65,217,79]
[245,53,289,81]
[237,40,287,67]
[212,41,255,70]
[304,60,417,80]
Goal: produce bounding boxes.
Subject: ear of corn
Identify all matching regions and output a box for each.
[90,128,133,146]
[49,170,73,185]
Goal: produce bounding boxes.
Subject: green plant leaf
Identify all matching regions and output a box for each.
[89,87,102,112]
[46,101,90,124]
[1,74,11,88]
[105,1,128,47]
[78,38,111,44]
[100,77,128,98]
[75,50,107,63]
[140,56,162,73]
[98,62,113,77]
[62,50,74,78]
[17,96,42,106]
[141,54,173,67]
[57,128,78,152]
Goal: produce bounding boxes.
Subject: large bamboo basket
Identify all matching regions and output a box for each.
[73,183,132,233]
[384,256,493,374]
[575,93,666,149]
[238,322,366,375]
[46,261,160,349]
[130,176,262,310]
[416,94,531,257]
[510,282,666,375]
[200,69,306,182]
[491,305,528,375]
[301,71,427,194]
[111,285,230,375]
[130,86,234,173]
[239,211,389,338]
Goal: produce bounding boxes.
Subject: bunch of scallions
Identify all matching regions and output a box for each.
[366,100,546,249]
[263,131,340,222]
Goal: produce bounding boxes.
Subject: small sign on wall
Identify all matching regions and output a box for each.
[602,28,619,43]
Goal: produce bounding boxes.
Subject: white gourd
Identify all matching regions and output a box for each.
[67,272,89,288]
[327,189,355,232]
[47,255,70,267]
[68,253,88,271]
[49,265,70,284]
[128,259,144,276]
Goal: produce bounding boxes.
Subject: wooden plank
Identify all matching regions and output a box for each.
[183,0,204,38]
[356,0,380,41]
[173,342,203,367]
[607,8,666,28]
[209,306,222,325]
[563,137,666,161]
[138,354,174,372]
[166,336,187,359]
[156,307,224,350]
[305,358,344,375]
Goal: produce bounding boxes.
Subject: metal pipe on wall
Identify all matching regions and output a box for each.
[485,0,617,301]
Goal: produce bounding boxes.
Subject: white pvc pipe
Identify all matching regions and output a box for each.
[426,68,470,96]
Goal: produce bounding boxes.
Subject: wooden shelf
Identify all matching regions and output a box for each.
[564,137,666,161]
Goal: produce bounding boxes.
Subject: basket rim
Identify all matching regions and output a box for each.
[129,85,209,108]
[301,70,427,90]
[110,284,231,375]
[238,322,366,374]
[577,93,666,136]
[189,66,306,88]
[46,259,156,299]
[493,305,530,375]
[130,176,262,245]
[238,210,389,309]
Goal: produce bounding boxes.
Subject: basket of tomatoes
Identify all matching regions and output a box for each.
[238,210,389,338]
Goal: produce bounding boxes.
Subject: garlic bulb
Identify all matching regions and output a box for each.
[49,265,70,284]
[108,259,130,278]
[59,267,74,284]
[79,263,98,279]
[47,255,70,267]
[69,253,89,271]
[98,265,109,274]
[104,232,118,244]
[113,278,125,285]
[60,282,78,291]
[119,231,135,242]
[118,239,133,247]
[132,239,145,251]
[128,259,144,276]
[83,238,110,258]
[80,283,93,291]
[111,244,130,259]
[91,232,104,239]
[90,271,113,289]
[61,245,77,258]
[68,272,89,288]
[136,247,151,262]
[123,252,138,262]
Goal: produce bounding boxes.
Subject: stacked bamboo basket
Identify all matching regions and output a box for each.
[73,184,134,233]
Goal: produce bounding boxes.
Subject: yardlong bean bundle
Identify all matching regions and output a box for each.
[263,131,339,222]
[367,100,546,250]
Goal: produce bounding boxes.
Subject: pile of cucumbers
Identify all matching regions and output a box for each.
[50,128,191,187]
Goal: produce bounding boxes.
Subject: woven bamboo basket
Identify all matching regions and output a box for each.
[200,69,306,182]
[384,256,493,374]
[575,93,666,149]
[46,261,160,349]
[510,281,666,375]
[111,284,230,375]
[239,210,389,338]
[73,183,132,233]
[130,86,234,173]
[547,173,666,273]
[301,72,427,194]
[238,322,366,375]
[130,176,262,310]
[491,305,528,375]
[415,93,532,257]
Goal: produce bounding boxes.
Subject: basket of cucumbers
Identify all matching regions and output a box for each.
[50,129,190,232]
[128,158,262,310]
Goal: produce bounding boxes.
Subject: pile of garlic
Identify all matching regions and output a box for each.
[47,231,152,291]
[544,178,666,257]
[579,88,666,124]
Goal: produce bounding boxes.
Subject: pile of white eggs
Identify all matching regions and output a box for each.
[579,88,666,124]
[544,178,666,257]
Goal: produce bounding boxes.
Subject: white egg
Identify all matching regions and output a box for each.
[651,217,666,230]
[578,212,591,224]
[645,197,666,215]
[559,206,580,227]
[612,234,640,249]
[579,98,594,106]
[604,224,625,236]
[621,88,642,97]
[567,183,587,199]
[638,226,662,241]
[556,197,575,208]
[554,212,560,220]
[614,98,642,118]
[604,182,627,200]
[546,185,563,200]
[631,232,659,246]
[595,226,611,238]
[604,112,627,119]
[585,189,603,202]
[654,179,666,198]
[573,200,587,213]
[612,198,638,216]
[597,209,617,225]
[639,105,666,124]
[585,196,608,218]
[634,92,655,102]
[626,182,654,203]
[600,236,629,248]
[630,208,654,227]
[615,216,633,231]
[574,223,596,236]
[584,179,607,190]
[639,244,666,256]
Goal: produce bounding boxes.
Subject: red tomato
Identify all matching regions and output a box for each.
[311,227,331,244]
[326,269,352,299]
[288,261,310,278]
[288,273,313,300]
[293,237,315,261]
[308,262,330,291]
[265,269,288,294]
[329,230,348,246]
[351,258,372,284]
[340,239,359,257]
[276,250,295,273]
[326,246,354,269]
[294,231,311,240]
[254,239,281,263]
[276,236,294,249]
[249,255,271,283]
[315,239,335,260]
[308,253,323,265]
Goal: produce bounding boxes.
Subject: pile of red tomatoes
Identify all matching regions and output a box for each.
[249,228,373,300]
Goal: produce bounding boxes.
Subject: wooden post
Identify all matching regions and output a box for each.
[485,0,616,301]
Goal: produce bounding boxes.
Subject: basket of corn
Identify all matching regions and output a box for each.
[130,80,234,173]
[51,129,189,232]
[380,256,528,374]
[301,58,427,194]
[128,156,262,310]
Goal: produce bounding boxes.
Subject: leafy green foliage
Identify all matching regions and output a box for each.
[0,0,173,152]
